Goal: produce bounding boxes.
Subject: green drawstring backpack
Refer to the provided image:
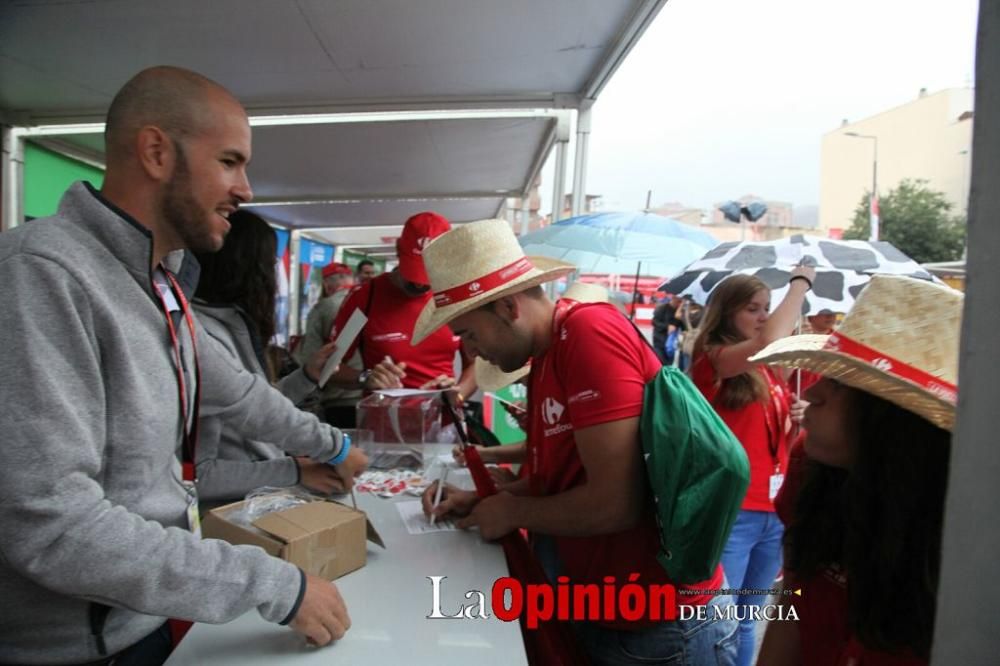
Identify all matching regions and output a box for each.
[641,365,750,583]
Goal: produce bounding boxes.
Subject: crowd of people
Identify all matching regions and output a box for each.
[0,64,961,666]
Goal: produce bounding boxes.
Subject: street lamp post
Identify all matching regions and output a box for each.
[844,132,879,241]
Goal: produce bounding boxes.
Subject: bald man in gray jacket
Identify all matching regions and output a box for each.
[0,66,365,664]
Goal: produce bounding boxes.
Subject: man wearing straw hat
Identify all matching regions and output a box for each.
[417,219,735,664]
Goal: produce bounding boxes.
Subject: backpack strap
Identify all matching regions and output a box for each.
[546,301,656,400]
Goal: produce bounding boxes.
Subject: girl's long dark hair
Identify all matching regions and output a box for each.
[784,386,951,657]
[195,209,278,348]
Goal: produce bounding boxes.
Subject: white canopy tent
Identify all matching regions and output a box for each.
[1,0,666,330]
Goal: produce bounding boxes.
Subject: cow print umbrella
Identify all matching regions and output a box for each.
[659,234,938,315]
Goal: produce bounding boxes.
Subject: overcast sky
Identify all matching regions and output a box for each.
[542,0,979,215]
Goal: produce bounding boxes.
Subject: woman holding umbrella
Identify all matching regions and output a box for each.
[689,265,814,666]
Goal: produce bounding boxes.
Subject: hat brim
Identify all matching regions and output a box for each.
[475,357,531,392]
[411,256,575,345]
[750,335,956,431]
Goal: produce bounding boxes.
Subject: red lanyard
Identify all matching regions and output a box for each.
[153,270,201,482]
[760,368,786,467]
[525,299,579,496]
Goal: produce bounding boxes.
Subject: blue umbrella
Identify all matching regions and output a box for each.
[518,211,719,279]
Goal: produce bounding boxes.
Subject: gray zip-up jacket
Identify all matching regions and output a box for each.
[194,301,315,502]
[0,183,346,664]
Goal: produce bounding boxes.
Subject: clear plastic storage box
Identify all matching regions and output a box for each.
[355,392,444,468]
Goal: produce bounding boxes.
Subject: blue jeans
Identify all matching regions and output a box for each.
[573,593,738,665]
[719,509,784,666]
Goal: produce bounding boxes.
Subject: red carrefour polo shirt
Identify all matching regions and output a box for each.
[527,301,722,624]
[331,273,460,389]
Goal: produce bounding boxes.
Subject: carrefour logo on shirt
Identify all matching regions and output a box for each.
[542,397,564,425]
[541,397,572,437]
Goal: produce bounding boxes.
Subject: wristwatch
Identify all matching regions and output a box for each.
[358,368,373,388]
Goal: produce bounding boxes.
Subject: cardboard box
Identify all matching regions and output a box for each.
[203,499,383,580]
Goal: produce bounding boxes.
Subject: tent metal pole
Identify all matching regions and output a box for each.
[571,104,593,217]
[549,112,572,224]
[520,192,531,236]
[288,229,303,338]
[2,127,25,231]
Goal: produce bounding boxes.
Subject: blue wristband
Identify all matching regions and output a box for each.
[328,432,351,467]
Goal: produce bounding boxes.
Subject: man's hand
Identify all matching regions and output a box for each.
[420,374,456,390]
[488,466,518,486]
[790,398,809,426]
[289,574,351,646]
[365,356,407,390]
[505,400,528,431]
[303,342,338,384]
[421,481,479,521]
[296,458,347,495]
[452,444,487,466]
[331,447,368,490]
[456,492,520,541]
[790,264,817,284]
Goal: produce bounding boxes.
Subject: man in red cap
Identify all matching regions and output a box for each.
[297,261,359,424]
[328,212,476,397]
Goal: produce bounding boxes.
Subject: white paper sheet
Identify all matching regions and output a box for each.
[318,308,368,388]
[395,500,457,534]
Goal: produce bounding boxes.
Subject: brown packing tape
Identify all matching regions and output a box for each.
[202,502,284,557]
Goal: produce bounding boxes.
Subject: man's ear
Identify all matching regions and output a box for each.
[135,125,176,182]
[494,294,520,324]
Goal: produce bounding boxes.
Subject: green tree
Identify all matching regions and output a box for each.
[842,179,966,263]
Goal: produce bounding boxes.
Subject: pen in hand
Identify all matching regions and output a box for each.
[429,467,449,526]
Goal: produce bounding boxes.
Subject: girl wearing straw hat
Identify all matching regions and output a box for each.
[688,267,815,666]
[754,274,957,665]
[416,219,737,666]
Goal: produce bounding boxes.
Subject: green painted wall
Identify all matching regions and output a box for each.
[24,142,104,219]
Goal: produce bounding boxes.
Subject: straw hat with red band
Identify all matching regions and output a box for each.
[749,274,962,431]
[410,218,576,345]
[473,281,611,391]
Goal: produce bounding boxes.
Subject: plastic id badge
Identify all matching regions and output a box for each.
[769,472,785,502]
[182,480,201,536]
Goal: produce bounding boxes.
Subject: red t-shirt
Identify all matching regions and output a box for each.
[331,273,460,389]
[527,302,723,625]
[691,352,790,511]
[775,440,927,666]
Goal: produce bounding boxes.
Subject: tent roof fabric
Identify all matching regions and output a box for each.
[2,0,666,247]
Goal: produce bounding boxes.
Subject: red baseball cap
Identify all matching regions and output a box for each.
[321,262,352,279]
[396,212,451,285]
